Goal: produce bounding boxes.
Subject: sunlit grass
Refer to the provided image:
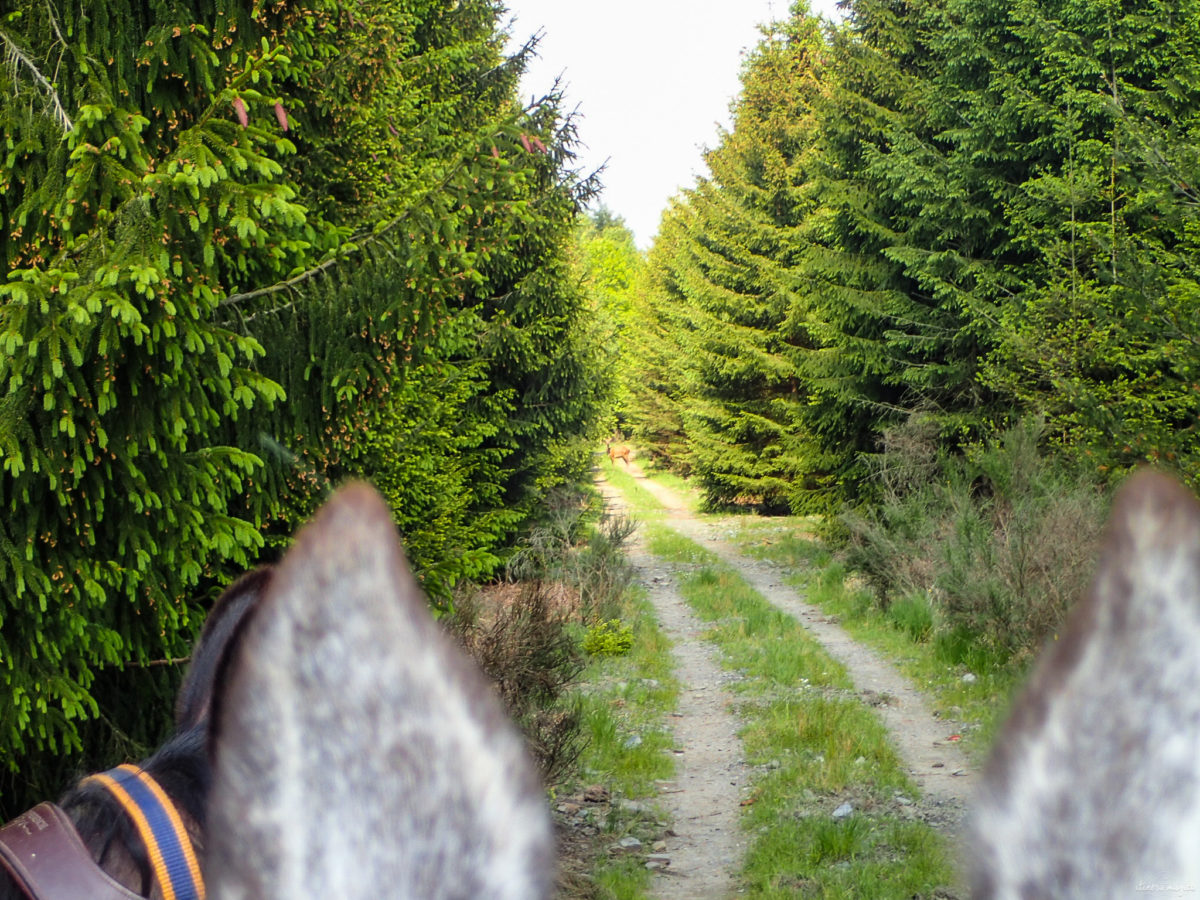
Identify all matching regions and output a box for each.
[672,553,959,897]
[640,467,700,511]
[575,584,678,796]
[588,857,657,899]
[598,456,667,519]
[598,452,707,518]
[645,522,715,564]
[736,524,1024,757]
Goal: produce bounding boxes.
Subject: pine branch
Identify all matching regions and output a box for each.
[219,148,476,310]
[137,656,192,668]
[43,0,68,48]
[99,655,192,669]
[217,84,570,311]
[217,252,345,307]
[0,27,72,134]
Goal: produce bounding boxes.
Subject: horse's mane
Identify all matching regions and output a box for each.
[0,728,207,899]
[1,569,268,899]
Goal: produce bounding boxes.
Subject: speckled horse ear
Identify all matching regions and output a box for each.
[205,483,556,900]
[971,470,1200,899]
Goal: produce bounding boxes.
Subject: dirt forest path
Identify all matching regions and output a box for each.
[599,464,975,898]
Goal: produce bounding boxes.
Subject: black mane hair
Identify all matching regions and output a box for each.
[1,569,269,899]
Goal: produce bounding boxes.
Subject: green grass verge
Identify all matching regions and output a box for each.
[575,587,677,796]
[673,558,959,897]
[639,468,698,510]
[598,455,701,518]
[567,581,679,899]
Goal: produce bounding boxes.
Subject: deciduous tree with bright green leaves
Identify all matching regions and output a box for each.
[573,208,643,431]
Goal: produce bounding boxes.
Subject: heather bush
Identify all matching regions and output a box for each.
[447,487,639,784]
[508,488,637,624]
[446,584,584,785]
[843,418,1108,660]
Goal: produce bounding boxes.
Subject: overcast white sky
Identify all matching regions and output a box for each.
[504,1,845,248]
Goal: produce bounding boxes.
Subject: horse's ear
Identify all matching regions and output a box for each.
[205,483,555,900]
[174,568,271,732]
[972,470,1200,898]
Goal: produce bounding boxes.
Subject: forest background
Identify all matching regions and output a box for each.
[0,0,609,811]
[3,0,1199,816]
[584,0,1200,702]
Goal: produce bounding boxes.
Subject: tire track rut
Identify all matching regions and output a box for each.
[602,467,976,896]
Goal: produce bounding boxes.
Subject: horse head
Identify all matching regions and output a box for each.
[11,469,1200,898]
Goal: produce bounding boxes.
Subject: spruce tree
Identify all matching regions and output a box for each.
[622,199,696,470]
[0,0,604,812]
[623,10,828,509]
[951,0,1200,482]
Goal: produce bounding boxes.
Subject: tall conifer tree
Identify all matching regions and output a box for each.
[0,0,604,811]
[624,9,829,509]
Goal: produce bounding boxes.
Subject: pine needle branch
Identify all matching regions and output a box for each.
[0,27,72,134]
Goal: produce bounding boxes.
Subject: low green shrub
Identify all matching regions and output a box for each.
[843,417,1108,661]
[582,619,634,657]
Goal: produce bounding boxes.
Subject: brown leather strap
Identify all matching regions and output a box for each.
[0,803,143,900]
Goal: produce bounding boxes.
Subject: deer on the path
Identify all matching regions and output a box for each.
[605,435,631,466]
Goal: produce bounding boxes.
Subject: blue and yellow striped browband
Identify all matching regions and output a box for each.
[83,764,205,900]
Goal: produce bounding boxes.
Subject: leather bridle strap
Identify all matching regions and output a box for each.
[82,764,205,900]
[0,802,143,900]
